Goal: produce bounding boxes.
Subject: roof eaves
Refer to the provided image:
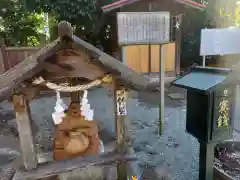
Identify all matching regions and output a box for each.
[0,38,62,102]
[102,0,142,13]
[102,0,207,13]
[174,0,206,11]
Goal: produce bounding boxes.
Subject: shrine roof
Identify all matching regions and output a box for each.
[0,21,152,101]
[101,0,207,13]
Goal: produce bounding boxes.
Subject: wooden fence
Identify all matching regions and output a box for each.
[6,47,39,68]
[0,38,176,76]
[0,39,39,73]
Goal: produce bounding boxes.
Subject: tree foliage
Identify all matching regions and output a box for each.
[25,0,103,44]
[0,0,44,46]
[0,0,103,47]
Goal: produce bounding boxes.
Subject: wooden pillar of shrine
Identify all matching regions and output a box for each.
[12,94,38,170]
[70,91,80,101]
[112,78,129,180]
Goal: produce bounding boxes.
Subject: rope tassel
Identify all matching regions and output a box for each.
[32,74,113,92]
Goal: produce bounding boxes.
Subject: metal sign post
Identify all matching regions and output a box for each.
[159,45,165,135]
[202,56,206,67]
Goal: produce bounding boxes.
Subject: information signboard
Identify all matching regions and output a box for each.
[117,12,170,45]
[200,28,240,56]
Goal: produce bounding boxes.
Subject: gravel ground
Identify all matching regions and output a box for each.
[0,86,238,180]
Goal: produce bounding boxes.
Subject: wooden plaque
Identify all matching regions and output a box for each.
[117,12,170,45]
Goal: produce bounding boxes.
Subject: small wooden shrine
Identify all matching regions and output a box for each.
[0,21,153,180]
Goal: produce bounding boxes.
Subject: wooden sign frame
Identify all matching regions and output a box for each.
[117,12,170,45]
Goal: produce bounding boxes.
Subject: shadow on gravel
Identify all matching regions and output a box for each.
[141,167,168,180]
[0,148,20,167]
[131,91,185,109]
[129,86,187,109]
[0,111,17,136]
[0,109,38,137]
